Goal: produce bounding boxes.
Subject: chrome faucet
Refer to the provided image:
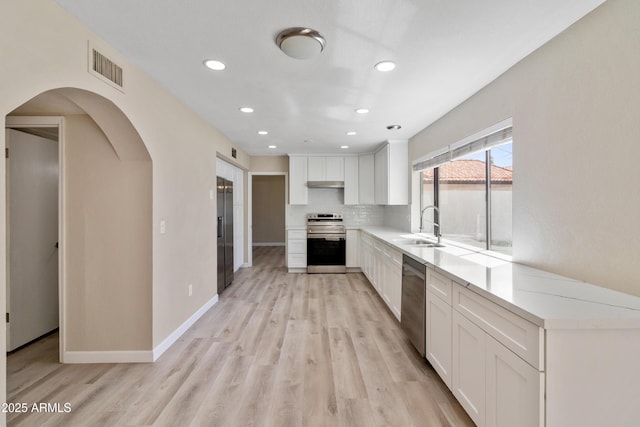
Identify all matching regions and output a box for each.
[419,205,442,244]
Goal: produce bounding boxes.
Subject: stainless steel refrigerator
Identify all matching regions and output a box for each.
[217,177,233,293]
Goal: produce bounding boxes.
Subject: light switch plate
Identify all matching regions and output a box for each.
[160,220,166,234]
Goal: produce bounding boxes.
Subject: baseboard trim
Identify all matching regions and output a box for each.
[152,294,219,361]
[60,295,219,364]
[62,350,153,364]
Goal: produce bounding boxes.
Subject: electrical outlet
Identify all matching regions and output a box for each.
[188,284,193,296]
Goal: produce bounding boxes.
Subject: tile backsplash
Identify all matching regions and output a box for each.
[287,188,384,227]
[384,205,411,231]
[287,188,413,231]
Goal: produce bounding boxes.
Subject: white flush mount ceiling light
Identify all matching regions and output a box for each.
[276,27,325,59]
[374,60,396,72]
[257,130,269,135]
[346,131,357,136]
[203,59,226,71]
[340,145,349,149]
[355,108,369,114]
[239,107,254,113]
[268,145,277,149]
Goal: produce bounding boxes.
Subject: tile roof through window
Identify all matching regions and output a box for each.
[422,159,512,184]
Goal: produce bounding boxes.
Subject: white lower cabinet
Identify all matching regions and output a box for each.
[447,285,543,427]
[452,310,487,427]
[426,289,452,388]
[286,229,306,272]
[485,334,544,427]
[346,229,360,268]
[382,246,402,320]
[360,233,374,281]
[360,233,401,321]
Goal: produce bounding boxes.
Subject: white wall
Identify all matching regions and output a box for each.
[410,0,640,295]
[64,114,152,351]
[0,0,251,410]
[384,205,411,231]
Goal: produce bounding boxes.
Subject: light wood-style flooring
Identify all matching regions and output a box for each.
[6,246,473,426]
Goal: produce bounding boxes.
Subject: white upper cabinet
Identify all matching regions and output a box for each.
[308,156,344,181]
[307,156,326,181]
[358,153,375,205]
[325,157,344,181]
[344,156,359,205]
[374,140,408,205]
[374,145,389,204]
[289,155,308,205]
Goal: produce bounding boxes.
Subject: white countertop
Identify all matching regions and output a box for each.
[361,227,640,330]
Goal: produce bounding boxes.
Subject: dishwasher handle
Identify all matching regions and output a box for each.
[402,256,426,279]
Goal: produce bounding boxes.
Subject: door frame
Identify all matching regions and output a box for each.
[247,172,288,267]
[5,116,65,362]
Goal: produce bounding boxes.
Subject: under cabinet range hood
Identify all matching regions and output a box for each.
[307,180,344,188]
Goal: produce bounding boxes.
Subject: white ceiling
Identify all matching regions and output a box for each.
[54,0,605,156]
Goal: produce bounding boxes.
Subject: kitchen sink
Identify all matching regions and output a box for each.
[392,237,445,247]
[411,242,445,247]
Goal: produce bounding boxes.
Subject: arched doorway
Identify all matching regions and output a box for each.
[5,88,153,365]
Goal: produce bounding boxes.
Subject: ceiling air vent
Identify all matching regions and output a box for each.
[88,42,124,92]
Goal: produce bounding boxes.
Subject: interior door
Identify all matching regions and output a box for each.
[6,128,59,351]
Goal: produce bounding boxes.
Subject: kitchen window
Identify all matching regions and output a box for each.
[414,122,512,255]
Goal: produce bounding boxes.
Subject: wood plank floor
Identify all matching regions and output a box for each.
[6,246,473,427]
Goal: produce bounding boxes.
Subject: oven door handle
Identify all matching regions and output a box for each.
[307,234,345,240]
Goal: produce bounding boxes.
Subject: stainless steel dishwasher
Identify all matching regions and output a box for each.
[401,254,426,357]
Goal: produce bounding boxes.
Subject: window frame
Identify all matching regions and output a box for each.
[414,120,512,256]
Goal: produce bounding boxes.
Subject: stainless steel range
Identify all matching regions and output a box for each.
[306,213,346,273]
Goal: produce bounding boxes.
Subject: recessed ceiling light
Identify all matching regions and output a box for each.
[355,108,369,114]
[257,130,269,135]
[268,145,277,149]
[340,145,349,149]
[203,59,226,71]
[346,131,357,136]
[386,124,402,130]
[239,107,254,113]
[374,60,396,72]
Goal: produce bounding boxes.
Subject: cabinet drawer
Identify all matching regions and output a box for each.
[288,253,307,267]
[384,246,402,266]
[288,229,307,240]
[428,269,453,305]
[288,239,306,254]
[453,285,544,370]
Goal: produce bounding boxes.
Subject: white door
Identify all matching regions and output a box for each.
[6,128,59,351]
